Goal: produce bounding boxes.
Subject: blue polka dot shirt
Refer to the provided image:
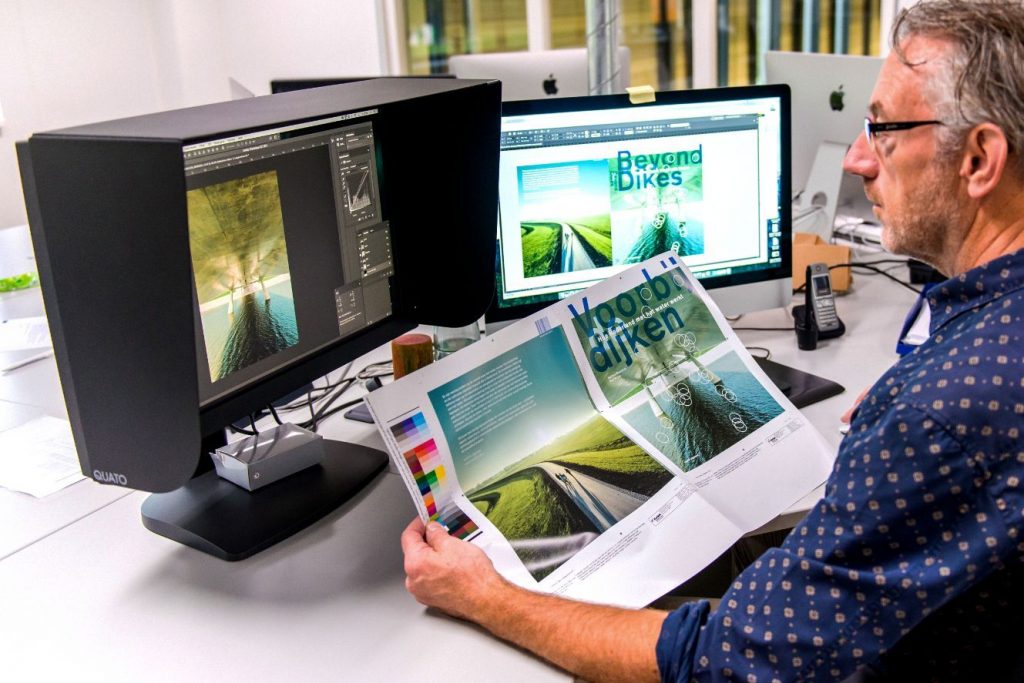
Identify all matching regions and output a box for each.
[656,250,1024,681]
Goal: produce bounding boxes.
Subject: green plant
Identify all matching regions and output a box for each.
[0,272,37,292]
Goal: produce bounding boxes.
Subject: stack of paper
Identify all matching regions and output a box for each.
[0,417,84,498]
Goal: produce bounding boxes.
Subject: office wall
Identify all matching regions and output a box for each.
[0,0,167,230]
[0,0,385,231]
[216,0,387,96]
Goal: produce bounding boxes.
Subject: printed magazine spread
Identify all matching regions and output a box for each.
[366,253,834,608]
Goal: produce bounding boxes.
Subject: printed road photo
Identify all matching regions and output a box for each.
[518,160,613,277]
[622,351,784,471]
[187,170,299,382]
[428,330,673,581]
[468,413,673,581]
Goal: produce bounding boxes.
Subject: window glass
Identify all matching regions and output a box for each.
[718,0,882,86]
[550,0,693,90]
[398,1,879,89]
[404,0,528,74]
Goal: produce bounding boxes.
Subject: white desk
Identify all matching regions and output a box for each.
[0,475,568,682]
[0,250,919,681]
[0,234,135,560]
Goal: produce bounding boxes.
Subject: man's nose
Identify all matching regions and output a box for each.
[843,131,879,179]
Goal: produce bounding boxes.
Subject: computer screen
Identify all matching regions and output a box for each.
[764,51,881,198]
[488,85,791,323]
[183,116,393,406]
[18,78,501,559]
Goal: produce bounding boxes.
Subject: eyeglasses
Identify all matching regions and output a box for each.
[864,118,944,150]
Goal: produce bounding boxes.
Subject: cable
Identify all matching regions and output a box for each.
[793,205,825,223]
[228,424,257,436]
[848,258,910,268]
[830,262,921,294]
[286,359,394,433]
[267,403,283,425]
[309,396,366,423]
[307,386,316,431]
[732,325,794,332]
[745,346,771,359]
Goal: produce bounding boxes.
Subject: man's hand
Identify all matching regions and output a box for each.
[841,387,870,425]
[400,517,507,621]
[399,517,666,682]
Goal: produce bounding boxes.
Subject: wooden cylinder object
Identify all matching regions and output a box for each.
[391,333,434,379]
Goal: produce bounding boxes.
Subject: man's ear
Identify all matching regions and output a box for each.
[960,122,1009,199]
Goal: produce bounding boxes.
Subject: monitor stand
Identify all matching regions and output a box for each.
[754,356,845,408]
[140,440,387,561]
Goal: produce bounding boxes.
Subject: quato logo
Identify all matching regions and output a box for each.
[94,470,128,485]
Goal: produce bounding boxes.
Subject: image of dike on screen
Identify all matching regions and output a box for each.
[187,169,300,382]
[622,350,784,472]
[515,152,704,279]
[428,330,675,582]
[610,149,705,266]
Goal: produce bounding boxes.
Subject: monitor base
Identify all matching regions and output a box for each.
[141,440,388,561]
[754,356,845,408]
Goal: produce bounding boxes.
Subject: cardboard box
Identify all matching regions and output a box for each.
[792,232,852,292]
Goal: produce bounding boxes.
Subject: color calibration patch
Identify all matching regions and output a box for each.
[437,503,480,541]
[390,412,430,448]
[391,410,480,540]
[403,438,447,519]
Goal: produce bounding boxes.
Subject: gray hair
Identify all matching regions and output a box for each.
[893,0,1024,175]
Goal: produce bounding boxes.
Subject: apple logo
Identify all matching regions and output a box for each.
[829,85,845,112]
[543,74,558,96]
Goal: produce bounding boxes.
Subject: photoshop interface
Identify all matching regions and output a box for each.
[495,97,783,307]
[183,114,394,401]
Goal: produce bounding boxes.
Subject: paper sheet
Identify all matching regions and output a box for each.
[367,253,834,608]
[0,416,84,497]
[0,316,52,351]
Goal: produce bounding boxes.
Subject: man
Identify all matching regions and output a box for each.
[401,2,1024,680]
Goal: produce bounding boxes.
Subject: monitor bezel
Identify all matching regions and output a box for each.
[485,83,792,323]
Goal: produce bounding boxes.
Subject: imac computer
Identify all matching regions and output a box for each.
[487,84,791,323]
[18,78,500,560]
[448,47,631,100]
[765,51,883,234]
[482,85,842,404]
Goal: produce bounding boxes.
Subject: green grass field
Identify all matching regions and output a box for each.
[569,214,612,266]
[578,214,612,236]
[474,415,673,499]
[467,414,676,579]
[520,222,560,277]
[469,469,597,580]
[486,414,630,480]
[469,470,593,540]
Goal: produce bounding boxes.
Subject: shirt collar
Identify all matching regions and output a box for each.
[927,248,1024,333]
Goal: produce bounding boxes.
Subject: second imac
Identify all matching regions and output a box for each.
[765,50,883,235]
[449,47,632,100]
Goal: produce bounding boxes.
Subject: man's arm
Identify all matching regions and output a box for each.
[401,518,668,683]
